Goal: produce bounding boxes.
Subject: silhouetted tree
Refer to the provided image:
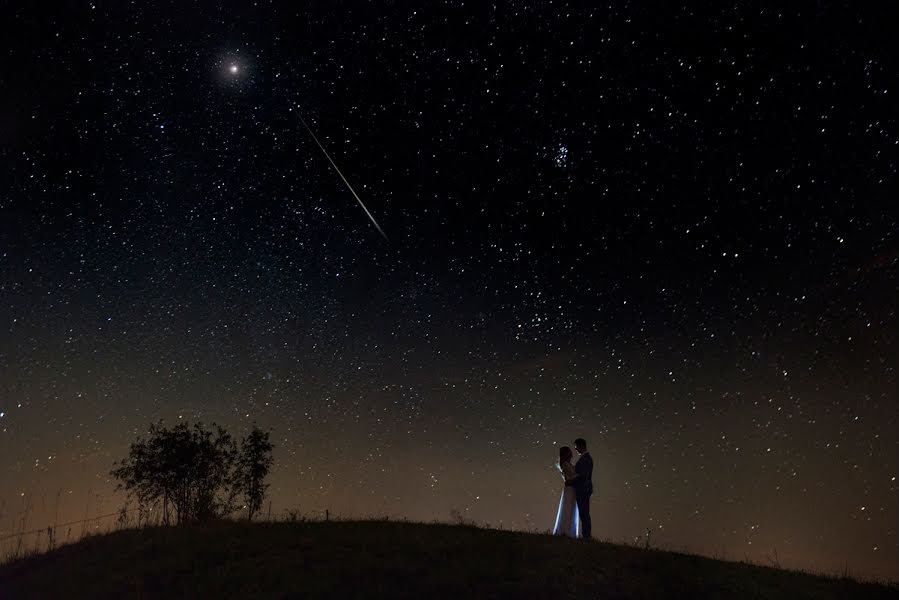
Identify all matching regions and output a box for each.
[235,424,275,521]
[112,420,267,524]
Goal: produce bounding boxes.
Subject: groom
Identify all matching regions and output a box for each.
[565,437,593,539]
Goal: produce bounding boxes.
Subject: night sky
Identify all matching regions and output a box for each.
[2,2,897,580]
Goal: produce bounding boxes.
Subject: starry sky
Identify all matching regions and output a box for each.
[1,1,897,581]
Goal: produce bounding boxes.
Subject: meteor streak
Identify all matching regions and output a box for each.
[291,107,389,241]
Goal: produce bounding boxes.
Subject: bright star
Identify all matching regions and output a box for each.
[217,55,250,86]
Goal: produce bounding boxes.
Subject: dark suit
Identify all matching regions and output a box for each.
[574,452,593,538]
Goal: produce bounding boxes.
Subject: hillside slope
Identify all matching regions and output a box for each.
[0,520,894,599]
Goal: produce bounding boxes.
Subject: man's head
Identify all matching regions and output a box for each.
[574,438,587,454]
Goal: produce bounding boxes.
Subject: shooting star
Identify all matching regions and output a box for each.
[291,106,389,241]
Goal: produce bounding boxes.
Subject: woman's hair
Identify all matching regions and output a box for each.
[559,446,573,463]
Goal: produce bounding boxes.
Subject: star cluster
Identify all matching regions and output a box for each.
[0,2,896,580]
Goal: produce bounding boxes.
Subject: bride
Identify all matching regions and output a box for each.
[553,446,580,537]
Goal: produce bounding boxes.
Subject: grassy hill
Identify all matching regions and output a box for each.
[0,520,895,599]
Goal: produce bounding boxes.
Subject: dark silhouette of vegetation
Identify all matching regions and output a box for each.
[110,421,273,525]
[235,425,274,521]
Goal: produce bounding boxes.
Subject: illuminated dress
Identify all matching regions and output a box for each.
[553,460,580,537]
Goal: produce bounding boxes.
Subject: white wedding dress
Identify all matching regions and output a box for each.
[553,460,579,537]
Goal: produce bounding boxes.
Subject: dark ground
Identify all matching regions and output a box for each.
[0,520,896,599]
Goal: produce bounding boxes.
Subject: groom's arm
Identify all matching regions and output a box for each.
[569,458,588,487]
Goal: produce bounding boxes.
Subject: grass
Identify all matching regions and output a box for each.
[0,520,896,599]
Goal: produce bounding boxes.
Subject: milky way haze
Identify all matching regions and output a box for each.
[1,2,896,580]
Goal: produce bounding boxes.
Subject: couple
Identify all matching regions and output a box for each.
[553,437,593,539]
